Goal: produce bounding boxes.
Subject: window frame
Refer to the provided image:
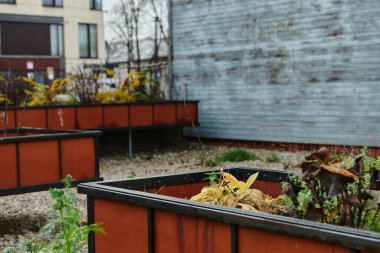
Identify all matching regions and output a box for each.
[42,0,63,8]
[79,23,98,59]
[89,0,102,10]
[0,0,16,4]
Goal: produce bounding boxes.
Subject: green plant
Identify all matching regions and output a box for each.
[3,175,105,253]
[199,149,260,167]
[128,171,137,179]
[203,171,219,186]
[218,149,260,163]
[266,153,280,163]
[283,147,380,231]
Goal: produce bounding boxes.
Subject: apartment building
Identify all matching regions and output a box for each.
[0,0,105,77]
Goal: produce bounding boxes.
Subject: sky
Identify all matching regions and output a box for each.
[103,0,119,42]
[103,0,119,12]
[102,0,168,42]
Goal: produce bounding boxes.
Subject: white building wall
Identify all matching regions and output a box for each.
[0,0,105,71]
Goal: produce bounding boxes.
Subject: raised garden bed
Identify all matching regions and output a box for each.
[0,128,102,196]
[0,101,199,131]
[78,168,379,253]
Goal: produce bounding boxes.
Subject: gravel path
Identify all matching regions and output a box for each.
[0,141,307,251]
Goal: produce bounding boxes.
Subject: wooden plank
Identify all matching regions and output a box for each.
[172,0,380,146]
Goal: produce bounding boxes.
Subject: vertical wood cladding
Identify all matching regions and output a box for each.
[171,0,380,147]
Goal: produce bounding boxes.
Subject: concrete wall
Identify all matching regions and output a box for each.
[0,0,105,71]
[171,0,380,147]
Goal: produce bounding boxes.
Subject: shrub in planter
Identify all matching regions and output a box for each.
[192,147,380,232]
[0,68,199,131]
[79,171,380,252]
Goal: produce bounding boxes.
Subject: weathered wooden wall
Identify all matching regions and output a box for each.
[170,0,380,147]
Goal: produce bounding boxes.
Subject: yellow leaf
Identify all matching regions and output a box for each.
[222,172,240,190]
[243,172,259,191]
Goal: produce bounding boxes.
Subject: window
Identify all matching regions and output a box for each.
[50,24,63,56]
[0,22,63,56]
[43,0,62,7]
[79,24,97,58]
[89,0,101,10]
[0,0,15,3]
[0,23,51,55]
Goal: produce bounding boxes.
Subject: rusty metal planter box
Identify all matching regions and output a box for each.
[0,128,102,196]
[78,168,380,253]
[0,101,199,131]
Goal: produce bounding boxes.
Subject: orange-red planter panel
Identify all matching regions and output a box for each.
[76,106,103,130]
[238,227,349,253]
[130,104,153,127]
[0,143,18,188]
[47,107,76,130]
[16,109,47,128]
[103,105,129,128]
[94,198,148,253]
[154,210,230,253]
[252,180,283,197]
[61,138,95,180]
[154,104,176,125]
[177,102,197,124]
[19,140,60,186]
[0,109,16,129]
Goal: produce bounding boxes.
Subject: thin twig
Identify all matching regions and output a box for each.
[155,185,166,194]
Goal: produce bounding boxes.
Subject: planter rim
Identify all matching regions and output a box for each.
[78,168,380,251]
[0,177,103,197]
[0,100,200,110]
[0,128,102,143]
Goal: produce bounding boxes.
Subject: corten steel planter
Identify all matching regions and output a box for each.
[0,128,102,196]
[0,101,199,131]
[78,168,380,253]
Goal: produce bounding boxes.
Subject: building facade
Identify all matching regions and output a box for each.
[171,0,380,147]
[0,0,105,77]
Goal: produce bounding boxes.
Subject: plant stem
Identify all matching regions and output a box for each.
[370,206,380,226]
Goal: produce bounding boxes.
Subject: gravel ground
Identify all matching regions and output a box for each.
[0,141,307,251]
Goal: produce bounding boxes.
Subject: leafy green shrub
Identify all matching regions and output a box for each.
[200,149,261,167]
[218,149,260,163]
[283,147,380,231]
[266,153,281,163]
[3,175,105,253]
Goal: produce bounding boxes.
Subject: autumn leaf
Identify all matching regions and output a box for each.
[347,157,364,177]
[301,161,323,181]
[369,168,380,190]
[305,147,331,164]
[242,172,259,191]
[315,169,355,197]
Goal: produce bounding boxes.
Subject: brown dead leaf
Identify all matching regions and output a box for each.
[301,161,323,181]
[305,147,330,164]
[369,168,380,190]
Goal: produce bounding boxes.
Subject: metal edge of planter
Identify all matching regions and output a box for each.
[0,177,103,197]
[0,128,102,143]
[86,123,200,133]
[77,168,380,252]
[0,100,200,110]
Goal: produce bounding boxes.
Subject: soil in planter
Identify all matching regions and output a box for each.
[191,147,380,233]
